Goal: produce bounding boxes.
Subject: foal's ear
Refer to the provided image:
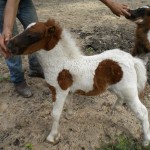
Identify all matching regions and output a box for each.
[48,26,55,34]
[45,19,56,35]
[44,18,62,50]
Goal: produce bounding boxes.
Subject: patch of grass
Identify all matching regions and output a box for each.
[96,135,150,150]
[25,143,33,150]
[86,46,94,54]
[0,75,10,82]
[87,46,94,51]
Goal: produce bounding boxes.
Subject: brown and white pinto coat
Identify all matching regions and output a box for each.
[133,10,150,56]
[7,10,150,146]
[127,6,150,56]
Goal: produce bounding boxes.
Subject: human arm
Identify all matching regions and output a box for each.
[100,0,130,17]
[0,0,20,58]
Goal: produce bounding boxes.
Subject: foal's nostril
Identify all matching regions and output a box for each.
[7,42,13,51]
[7,42,18,54]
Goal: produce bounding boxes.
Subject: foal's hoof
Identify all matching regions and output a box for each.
[65,110,75,120]
[46,133,60,145]
[143,133,150,147]
[143,140,150,147]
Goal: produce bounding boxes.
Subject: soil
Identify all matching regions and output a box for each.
[0,0,150,150]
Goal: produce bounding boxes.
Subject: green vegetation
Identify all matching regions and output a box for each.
[86,46,94,55]
[86,46,94,52]
[0,75,10,82]
[25,143,33,150]
[96,135,150,150]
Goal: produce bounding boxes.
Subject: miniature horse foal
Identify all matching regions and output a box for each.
[7,8,150,147]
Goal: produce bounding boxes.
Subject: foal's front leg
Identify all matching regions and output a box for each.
[47,90,69,144]
[65,92,75,119]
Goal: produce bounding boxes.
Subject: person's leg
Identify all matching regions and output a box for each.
[0,0,32,97]
[6,22,33,97]
[5,23,24,84]
[17,0,44,78]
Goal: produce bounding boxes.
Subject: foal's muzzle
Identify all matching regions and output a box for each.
[7,41,21,55]
[126,5,150,21]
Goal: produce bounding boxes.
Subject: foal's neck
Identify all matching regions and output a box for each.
[56,29,83,59]
[36,29,83,67]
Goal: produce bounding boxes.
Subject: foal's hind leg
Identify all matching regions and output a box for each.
[111,95,124,110]
[127,96,150,146]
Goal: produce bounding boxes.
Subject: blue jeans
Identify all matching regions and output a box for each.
[0,0,42,84]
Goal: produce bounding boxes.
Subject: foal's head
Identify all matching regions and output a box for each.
[135,7,150,27]
[127,5,150,22]
[7,19,62,55]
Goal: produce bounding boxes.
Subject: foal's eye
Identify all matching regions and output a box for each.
[26,34,40,41]
[27,34,34,39]
[25,33,42,44]
[147,12,150,16]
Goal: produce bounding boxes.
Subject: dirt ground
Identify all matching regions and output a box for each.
[0,0,150,150]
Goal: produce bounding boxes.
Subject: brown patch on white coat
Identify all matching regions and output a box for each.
[57,69,73,90]
[45,82,56,102]
[76,59,123,96]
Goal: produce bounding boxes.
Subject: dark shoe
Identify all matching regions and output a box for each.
[14,81,33,98]
[28,71,44,79]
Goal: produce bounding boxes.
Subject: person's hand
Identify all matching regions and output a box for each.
[109,2,130,17]
[0,30,12,58]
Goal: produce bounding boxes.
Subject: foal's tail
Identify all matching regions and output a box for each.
[133,58,147,94]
